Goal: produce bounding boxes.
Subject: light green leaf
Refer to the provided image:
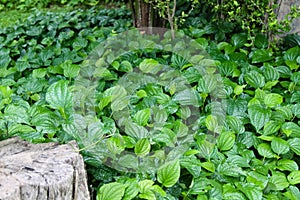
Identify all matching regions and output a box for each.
[282,122,300,137]
[197,140,215,160]
[264,93,283,108]
[173,89,199,106]
[32,68,47,78]
[257,143,276,158]
[97,182,125,200]
[125,121,149,139]
[201,161,215,173]
[236,182,263,200]
[284,186,300,200]
[277,159,299,171]
[120,60,133,72]
[134,138,151,157]
[123,179,139,200]
[245,71,265,89]
[269,172,289,191]
[157,159,180,187]
[134,108,151,126]
[205,115,221,133]
[234,84,246,96]
[288,138,300,155]
[226,115,245,134]
[63,63,80,78]
[263,121,281,135]
[8,124,36,136]
[138,180,154,194]
[246,171,268,189]
[217,131,235,151]
[139,58,162,74]
[271,137,289,155]
[218,163,246,177]
[46,80,72,111]
[72,37,88,50]
[248,104,271,131]
[181,156,202,177]
[287,170,300,185]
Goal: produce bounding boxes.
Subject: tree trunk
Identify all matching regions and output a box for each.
[0,137,90,200]
[129,0,166,34]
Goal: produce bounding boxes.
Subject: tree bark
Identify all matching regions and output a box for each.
[129,0,166,34]
[0,137,89,200]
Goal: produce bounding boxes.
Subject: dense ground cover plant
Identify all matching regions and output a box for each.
[0,4,300,200]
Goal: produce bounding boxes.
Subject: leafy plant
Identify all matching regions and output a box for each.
[1,3,300,200]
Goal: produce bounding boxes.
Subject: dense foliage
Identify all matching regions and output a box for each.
[1,3,300,200]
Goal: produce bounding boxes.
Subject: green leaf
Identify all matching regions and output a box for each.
[277,159,299,171]
[244,71,265,89]
[287,170,300,185]
[134,138,151,157]
[257,143,276,158]
[284,186,300,200]
[139,58,162,74]
[226,115,245,134]
[8,124,36,136]
[269,172,289,191]
[234,84,246,96]
[288,138,300,155]
[205,115,221,133]
[123,179,139,200]
[120,61,133,72]
[218,163,246,177]
[32,68,47,78]
[45,80,72,111]
[236,182,262,200]
[263,121,281,135]
[173,89,199,106]
[254,34,268,49]
[111,85,129,112]
[125,121,149,139]
[291,71,300,84]
[197,140,215,160]
[157,159,180,187]
[231,33,247,48]
[180,156,202,177]
[251,49,273,63]
[246,171,268,189]
[15,60,31,72]
[271,137,289,155]
[63,63,80,78]
[248,104,271,131]
[72,37,88,50]
[97,182,125,200]
[217,131,235,151]
[281,122,300,137]
[264,93,283,108]
[134,108,151,126]
[201,161,215,173]
[284,46,300,61]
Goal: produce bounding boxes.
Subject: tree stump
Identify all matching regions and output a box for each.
[0,137,90,200]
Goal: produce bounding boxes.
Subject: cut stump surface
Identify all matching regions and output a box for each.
[0,137,90,200]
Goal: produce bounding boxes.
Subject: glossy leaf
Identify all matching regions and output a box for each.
[248,104,271,131]
[157,159,180,187]
[134,138,151,157]
[97,182,125,200]
[217,131,235,151]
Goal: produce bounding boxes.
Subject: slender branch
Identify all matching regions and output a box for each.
[171,0,176,19]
